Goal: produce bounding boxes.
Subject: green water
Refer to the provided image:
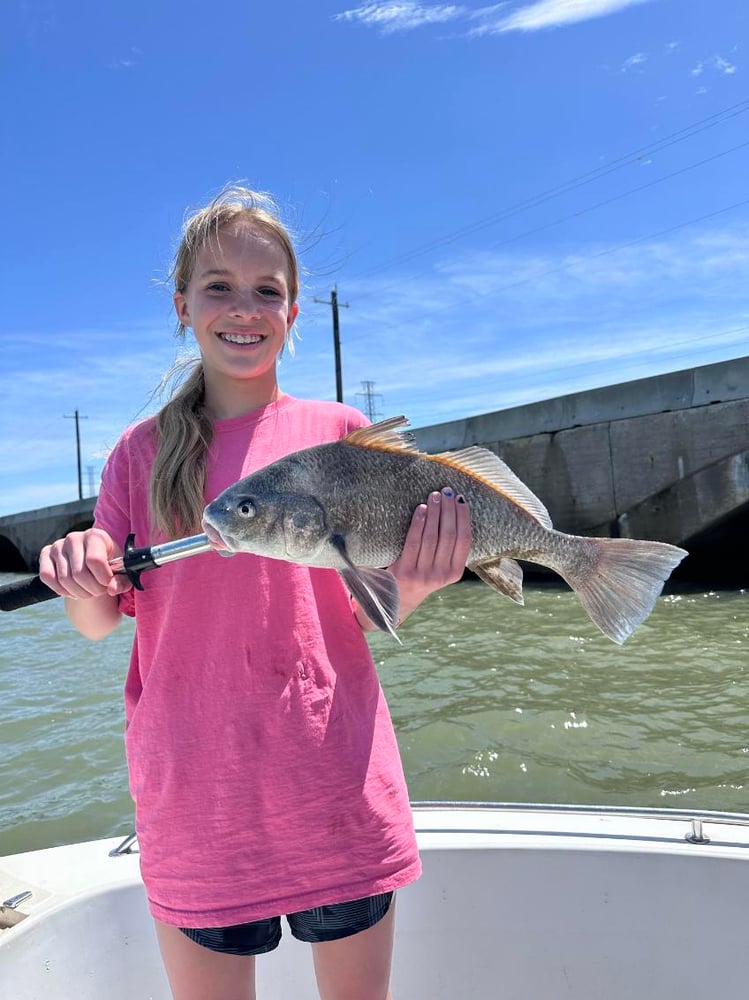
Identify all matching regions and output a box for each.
[1,576,747,856]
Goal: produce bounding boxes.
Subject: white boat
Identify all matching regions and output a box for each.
[2,802,748,999]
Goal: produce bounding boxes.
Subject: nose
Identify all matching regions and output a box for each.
[229,289,262,319]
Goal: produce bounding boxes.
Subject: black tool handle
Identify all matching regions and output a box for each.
[121,533,158,590]
[0,533,212,612]
[0,537,151,612]
[0,575,59,611]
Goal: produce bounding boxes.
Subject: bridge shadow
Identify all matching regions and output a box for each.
[0,535,26,572]
[675,500,749,588]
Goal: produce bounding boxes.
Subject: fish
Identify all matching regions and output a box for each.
[202,416,687,644]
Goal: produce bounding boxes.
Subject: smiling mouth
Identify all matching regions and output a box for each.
[218,331,264,345]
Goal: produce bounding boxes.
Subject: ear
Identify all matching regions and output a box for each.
[173,290,191,329]
[287,301,300,332]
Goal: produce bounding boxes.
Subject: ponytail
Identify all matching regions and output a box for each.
[149,364,212,538]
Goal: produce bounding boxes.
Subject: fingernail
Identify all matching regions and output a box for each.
[431,491,441,503]
[442,488,454,498]
[457,494,466,504]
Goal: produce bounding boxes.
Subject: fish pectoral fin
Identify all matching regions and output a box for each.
[469,556,525,605]
[340,566,402,644]
[329,533,401,642]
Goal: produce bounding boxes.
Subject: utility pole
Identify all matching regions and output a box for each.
[63,409,88,500]
[356,380,383,422]
[313,285,349,403]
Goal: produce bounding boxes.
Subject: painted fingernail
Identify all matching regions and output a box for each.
[430,491,441,503]
[442,488,454,498]
[457,494,466,504]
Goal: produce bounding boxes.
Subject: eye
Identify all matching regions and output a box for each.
[236,498,256,519]
[207,282,230,292]
[258,286,282,298]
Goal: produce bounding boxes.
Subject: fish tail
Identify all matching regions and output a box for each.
[553,536,687,644]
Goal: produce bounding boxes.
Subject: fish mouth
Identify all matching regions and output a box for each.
[202,520,235,552]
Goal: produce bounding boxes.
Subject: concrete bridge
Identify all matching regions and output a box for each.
[1,355,747,583]
[413,355,749,586]
[0,498,96,573]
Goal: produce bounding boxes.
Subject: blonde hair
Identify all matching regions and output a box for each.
[150,185,300,538]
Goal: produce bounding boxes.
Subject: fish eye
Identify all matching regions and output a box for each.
[237,498,256,519]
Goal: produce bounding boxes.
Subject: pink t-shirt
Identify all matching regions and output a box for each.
[94,395,421,927]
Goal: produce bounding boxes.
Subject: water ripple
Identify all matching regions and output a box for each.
[1,576,747,854]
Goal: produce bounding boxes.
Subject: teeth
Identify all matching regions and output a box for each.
[221,333,262,344]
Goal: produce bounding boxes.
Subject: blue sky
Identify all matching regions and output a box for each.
[2,0,747,517]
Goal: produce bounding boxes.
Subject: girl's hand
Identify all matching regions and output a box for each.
[388,488,472,624]
[39,527,132,600]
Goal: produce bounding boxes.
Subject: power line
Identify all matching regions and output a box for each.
[343,194,749,347]
[339,97,749,287]
[344,138,749,323]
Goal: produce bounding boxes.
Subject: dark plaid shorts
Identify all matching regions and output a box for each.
[179,891,394,956]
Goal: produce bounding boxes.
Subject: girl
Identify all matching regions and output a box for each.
[39,185,471,1000]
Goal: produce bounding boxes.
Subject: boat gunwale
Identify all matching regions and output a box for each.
[412,799,749,826]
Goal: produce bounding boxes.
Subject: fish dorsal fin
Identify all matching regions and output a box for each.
[345,416,553,529]
[434,446,553,528]
[344,416,418,454]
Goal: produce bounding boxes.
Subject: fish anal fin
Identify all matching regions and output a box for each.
[469,556,525,605]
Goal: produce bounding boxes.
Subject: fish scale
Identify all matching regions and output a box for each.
[317,442,545,568]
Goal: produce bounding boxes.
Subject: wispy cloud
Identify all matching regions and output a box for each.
[691,54,738,78]
[108,46,143,70]
[621,51,647,73]
[428,228,749,306]
[334,0,655,36]
[321,222,749,422]
[713,54,737,76]
[471,0,654,35]
[333,2,466,34]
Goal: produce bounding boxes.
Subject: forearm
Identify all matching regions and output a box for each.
[65,594,123,641]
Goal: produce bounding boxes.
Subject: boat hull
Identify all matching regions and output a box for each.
[2,804,749,999]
